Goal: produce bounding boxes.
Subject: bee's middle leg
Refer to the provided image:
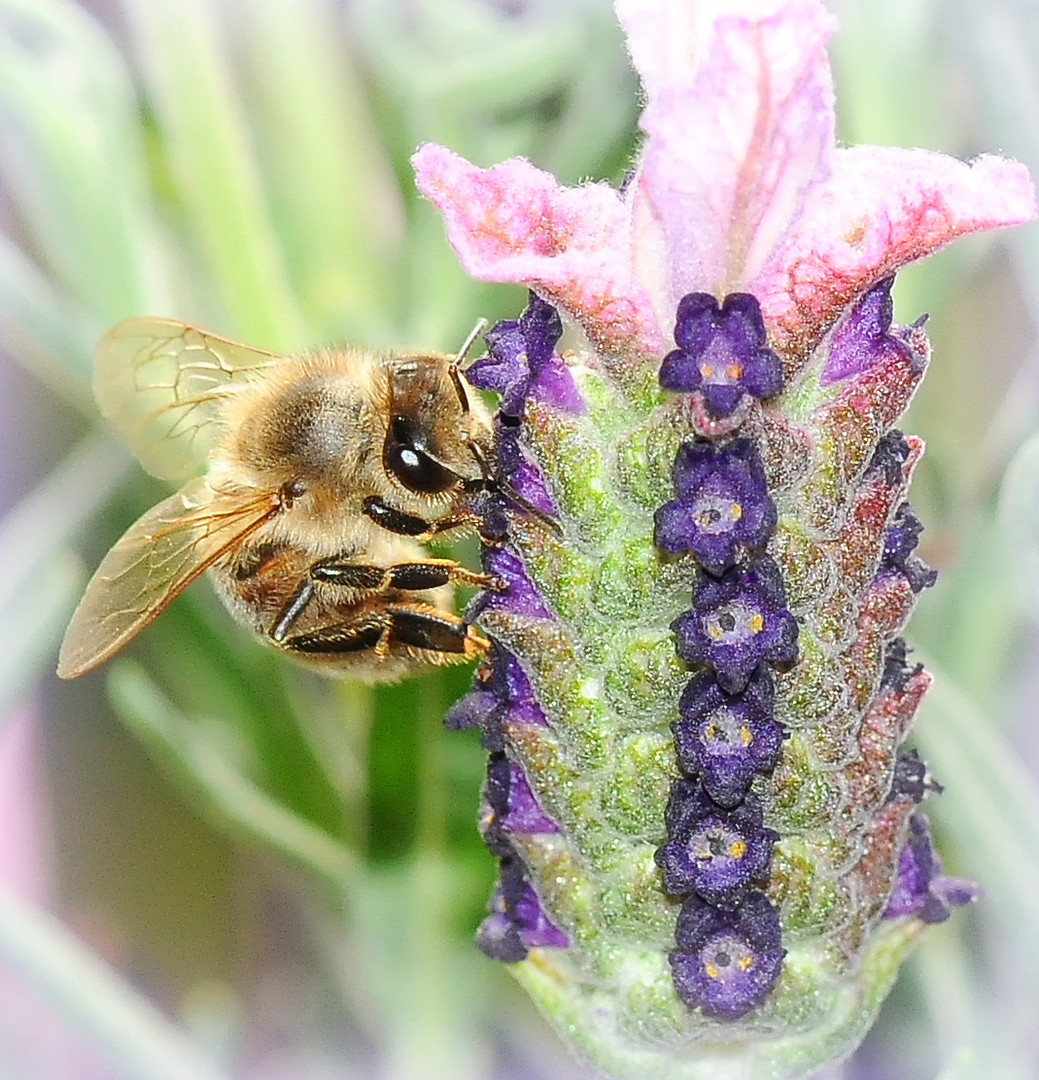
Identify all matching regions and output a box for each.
[281,604,489,661]
[269,557,499,643]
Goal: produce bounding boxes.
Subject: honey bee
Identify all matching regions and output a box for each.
[57,318,501,681]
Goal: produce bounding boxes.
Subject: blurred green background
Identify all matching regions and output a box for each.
[0,1,1036,1078]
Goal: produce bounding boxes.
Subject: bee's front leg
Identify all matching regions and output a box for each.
[361,495,487,541]
[269,556,500,643]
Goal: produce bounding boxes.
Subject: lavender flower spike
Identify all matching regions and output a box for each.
[416,0,1035,1077]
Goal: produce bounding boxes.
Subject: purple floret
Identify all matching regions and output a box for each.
[884,812,979,923]
[477,857,569,961]
[449,644,548,753]
[674,670,784,807]
[444,686,499,731]
[659,293,783,418]
[887,748,942,804]
[867,428,912,487]
[882,502,937,593]
[484,754,560,835]
[472,546,554,621]
[671,557,799,693]
[821,275,916,385]
[467,292,583,417]
[655,779,777,907]
[654,438,777,574]
[669,891,785,1019]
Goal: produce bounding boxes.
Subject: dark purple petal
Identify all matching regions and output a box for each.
[484,754,512,816]
[489,645,538,707]
[674,889,782,952]
[470,292,582,417]
[476,547,554,620]
[671,558,799,693]
[670,892,785,1019]
[496,422,524,476]
[476,910,528,962]
[883,812,980,923]
[660,293,783,418]
[478,865,569,960]
[467,339,531,418]
[654,438,777,573]
[444,686,499,731]
[516,291,564,366]
[882,502,937,593]
[511,883,569,947]
[867,428,912,487]
[655,780,777,907]
[821,276,914,386]
[460,646,549,751]
[473,489,510,544]
[880,637,924,693]
[674,670,784,807]
[508,454,559,517]
[883,502,923,565]
[485,757,559,834]
[529,359,585,413]
[888,748,943,804]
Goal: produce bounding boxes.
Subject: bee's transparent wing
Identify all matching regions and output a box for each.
[95,318,284,482]
[57,477,281,679]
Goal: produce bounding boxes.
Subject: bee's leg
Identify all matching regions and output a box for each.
[361,496,431,537]
[269,578,316,643]
[311,557,495,592]
[282,604,489,661]
[269,558,501,643]
[361,496,485,541]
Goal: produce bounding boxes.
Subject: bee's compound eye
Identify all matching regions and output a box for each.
[384,415,457,494]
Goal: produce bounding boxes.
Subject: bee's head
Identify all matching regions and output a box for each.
[381,353,494,503]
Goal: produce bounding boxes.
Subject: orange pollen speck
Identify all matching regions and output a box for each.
[705,962,720,979]
[726,363,742,379]
[737,954,754,971]
[729,503,742,520]
[700,362,715,378]
[739,725,753,746]
[729,839,747,859]
[749,613,764,633]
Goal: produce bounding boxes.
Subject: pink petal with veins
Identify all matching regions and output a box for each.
[754,147,1038,359]
[618,0,814,110]
[630,0,836,318]
[412,143,664,358]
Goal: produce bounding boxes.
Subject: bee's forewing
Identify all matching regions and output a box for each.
[94,318,283,482]
[57,478,280,679]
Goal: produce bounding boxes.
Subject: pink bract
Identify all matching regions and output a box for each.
[413,0,1035,375]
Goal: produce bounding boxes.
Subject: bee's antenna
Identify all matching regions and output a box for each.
[449,317,488,414]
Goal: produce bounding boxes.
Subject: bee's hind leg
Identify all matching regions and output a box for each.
[281,604,489,662]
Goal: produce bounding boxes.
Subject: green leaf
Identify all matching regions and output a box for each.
[235,0,405,342]
[998,428,1039,606]
[0,234,94,406]
[107,662,358,888]
[0,435,130,719]
[0,0,168,319]
[0,883,230,1080]
[914,663,1039,1000]
[121,0,305,347]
